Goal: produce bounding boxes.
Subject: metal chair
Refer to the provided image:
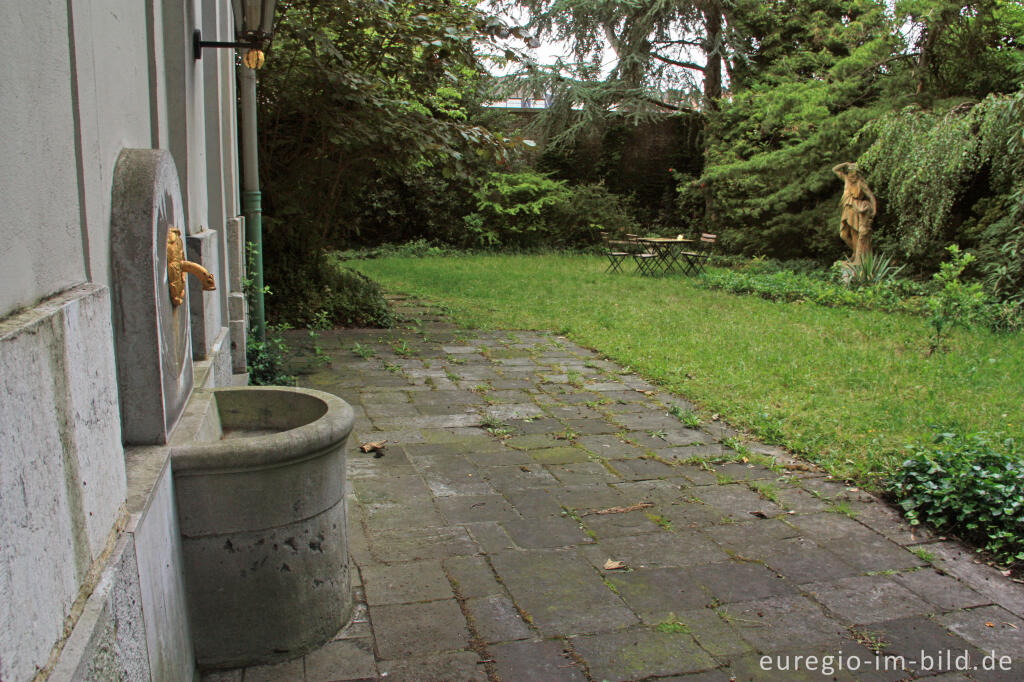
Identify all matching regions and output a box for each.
[681,233,716,275]
[601,232,633,274]
[629,235,660,276]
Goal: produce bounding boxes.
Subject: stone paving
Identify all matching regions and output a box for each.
[205,298,1024,681]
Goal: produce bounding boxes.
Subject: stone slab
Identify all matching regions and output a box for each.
[466,595,532,643]
[442,556,504,599]
[579,530,728,570]
[304,637,378,681]
[572,627,718,681]
[489,639,587,681]
[361,560,454,606]
[501,515,594,549]
[720,595,850,651]
[604,567,713,623]
[806,575,935,624]
[369,599,470,660]
[377,651,486,681]
[490,548,638,635]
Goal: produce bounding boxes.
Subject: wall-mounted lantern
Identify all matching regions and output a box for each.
[193,0,278,64]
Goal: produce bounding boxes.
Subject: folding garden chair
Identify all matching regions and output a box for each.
[601,232,633,274]
[682,233,716,275]
[629,235,660,275]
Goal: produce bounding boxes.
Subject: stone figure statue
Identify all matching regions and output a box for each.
[833,162,877,265]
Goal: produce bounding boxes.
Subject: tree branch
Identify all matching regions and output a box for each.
[651,52,705,72]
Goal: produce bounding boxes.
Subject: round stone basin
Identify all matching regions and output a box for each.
[170,386,354,669]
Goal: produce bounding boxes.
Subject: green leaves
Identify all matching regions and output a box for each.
[926,245,990,353]
[891,430,1024,566]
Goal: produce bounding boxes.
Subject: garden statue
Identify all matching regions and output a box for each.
[833,162,877,265]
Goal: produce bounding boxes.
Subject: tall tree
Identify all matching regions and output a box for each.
[258,0,523,323]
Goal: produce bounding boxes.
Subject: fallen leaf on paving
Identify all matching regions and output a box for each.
[360,440,387,453]
[783,463,814,472]
[519,465,531,472]
[603,559,627,570]
[985,622,995,628]
[592,503,654,515]
[711,413,720,421]
[749,511,770,519]
[640,390,655,396]
[1003,622,1019,629]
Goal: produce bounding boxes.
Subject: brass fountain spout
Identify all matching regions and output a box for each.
[167,227,216,306]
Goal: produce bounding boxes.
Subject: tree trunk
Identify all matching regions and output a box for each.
[700,0,724,230]
[701,0,723,110]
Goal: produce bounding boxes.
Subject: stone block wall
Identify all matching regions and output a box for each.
[0,285,126,681]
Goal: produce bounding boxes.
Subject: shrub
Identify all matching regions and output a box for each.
[926,245,989,353]
[891,431,1023,567]
[319,266,394,328]
[265,249,393,329]
[461,170,637,249]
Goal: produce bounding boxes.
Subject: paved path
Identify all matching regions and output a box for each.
[207,297,1024,681]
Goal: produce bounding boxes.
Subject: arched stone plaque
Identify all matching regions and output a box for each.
[110,149,194,444]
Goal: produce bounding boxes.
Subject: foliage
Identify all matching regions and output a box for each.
[891,431,1023,566]
[838,251,906,287]
[926,245,989,353]
[248,323,296,386]
[698,266,923,313]
[858,95,1024,271]
[264,247,394,328]
[258,0,532,317]
[536,115,704,229]
[501,0,1024,283]
[461,171,636,248]
[499,0,720,103]
[334,239,455,261]
[319,266,395,328]
[355,253,1024,485]
[895,0,1024,101]
[698,0,902,259]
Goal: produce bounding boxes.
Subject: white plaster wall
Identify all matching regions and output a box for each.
[70,0,155,293]
[202,0,239,318]
[0,285,125,682]
[162,0,211,235]
[0,1,87,316]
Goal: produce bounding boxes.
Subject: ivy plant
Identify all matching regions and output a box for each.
[891,431,1023,566]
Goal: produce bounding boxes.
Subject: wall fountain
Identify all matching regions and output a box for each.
[110,148,353,670]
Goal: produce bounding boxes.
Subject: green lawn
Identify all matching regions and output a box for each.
[351,253,1023,487]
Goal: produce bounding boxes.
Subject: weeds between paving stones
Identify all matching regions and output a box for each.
[827,500,858,518]
[910,547,937,563]
[848,626,890,653]
[656,619,691,634]
[352,342,375,359]
[645,513,673,530]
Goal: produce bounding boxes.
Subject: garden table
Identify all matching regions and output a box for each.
[635,237,695,275]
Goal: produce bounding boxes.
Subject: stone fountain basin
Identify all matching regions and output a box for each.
[170,386,354,669]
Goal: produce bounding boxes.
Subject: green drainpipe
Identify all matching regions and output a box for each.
[239,64,265,342]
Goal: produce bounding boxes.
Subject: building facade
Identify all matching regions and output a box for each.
[1,1,248,679]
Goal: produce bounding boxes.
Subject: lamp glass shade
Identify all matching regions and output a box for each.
[231,0,278,41]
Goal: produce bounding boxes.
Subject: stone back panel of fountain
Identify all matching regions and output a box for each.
[110,148,194,444]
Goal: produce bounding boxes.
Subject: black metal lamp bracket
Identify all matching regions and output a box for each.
[193,29,251,60]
